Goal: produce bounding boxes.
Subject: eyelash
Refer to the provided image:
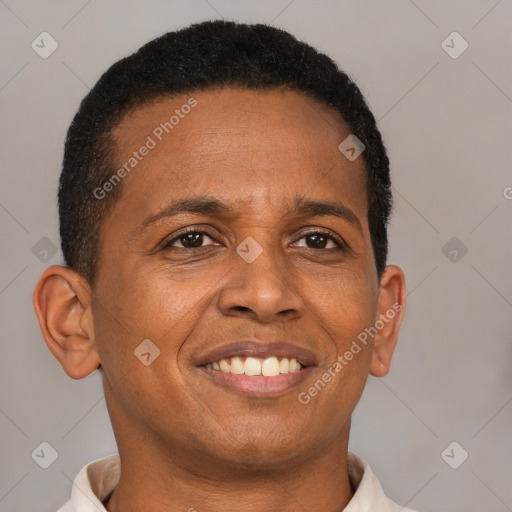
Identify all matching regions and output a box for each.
[162,226,346,251]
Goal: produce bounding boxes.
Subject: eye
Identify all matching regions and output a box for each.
[294,231,344,250]
[163,229,218,249]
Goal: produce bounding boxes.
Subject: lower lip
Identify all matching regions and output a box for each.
[198,367,314,397]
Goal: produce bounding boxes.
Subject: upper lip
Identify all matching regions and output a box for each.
[196,340,318,367]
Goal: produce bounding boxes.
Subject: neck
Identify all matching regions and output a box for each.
[104,431,353,512]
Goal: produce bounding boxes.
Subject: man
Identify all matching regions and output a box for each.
[33,20,412,511]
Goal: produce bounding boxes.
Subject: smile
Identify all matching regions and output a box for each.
[203,356,304,376]
[196,340,317,396]
[199,357,314,397]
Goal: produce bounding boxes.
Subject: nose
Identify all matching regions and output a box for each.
[217,244,304,324]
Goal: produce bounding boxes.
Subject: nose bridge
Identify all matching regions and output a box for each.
[217,230,303,322]
[238,230,291,292]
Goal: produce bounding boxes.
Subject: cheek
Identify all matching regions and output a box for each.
[91,269,205,426]
[303,266,376,402]
[306,265,377,340]
[92,264,220,371]
[98,263,205,325]
[295,344,371,449]
[128,266,221,336]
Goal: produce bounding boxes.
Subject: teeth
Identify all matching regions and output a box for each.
[230,356,244,374]
[244,357,261,376]
[289,358,301,373]
[219,359,231,373]
[205,356,303,376]
[262,357,280,376]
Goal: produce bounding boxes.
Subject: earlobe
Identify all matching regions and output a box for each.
[369,265,406,378]
[33,265,101,380]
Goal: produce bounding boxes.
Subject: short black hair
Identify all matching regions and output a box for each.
[59,20,392,285]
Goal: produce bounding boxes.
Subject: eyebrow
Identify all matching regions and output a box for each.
[291,197,362,233]
[134,195,362,236]
[132,197,233,238]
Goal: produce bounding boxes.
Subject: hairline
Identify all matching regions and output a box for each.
[89,84,373,286]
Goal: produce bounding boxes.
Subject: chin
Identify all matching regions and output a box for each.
[207,429,312,471]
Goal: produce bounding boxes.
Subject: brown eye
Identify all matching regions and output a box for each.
[295,232,340,250]
[167,231,216,249]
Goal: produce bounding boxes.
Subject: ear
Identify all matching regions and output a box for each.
[33,265,100,379]
[369,265,406,377]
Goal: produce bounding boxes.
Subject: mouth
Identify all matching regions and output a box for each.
[196,341,316,397]
[204,355,305,375]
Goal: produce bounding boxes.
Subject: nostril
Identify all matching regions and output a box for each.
[233,306,251,312]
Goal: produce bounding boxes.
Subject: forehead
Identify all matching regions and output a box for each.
[113,87,349,147]
[107,87,367,224]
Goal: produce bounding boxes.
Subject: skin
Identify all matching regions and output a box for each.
[33,87,406,512]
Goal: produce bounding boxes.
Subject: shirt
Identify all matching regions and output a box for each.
[57,452,418,512]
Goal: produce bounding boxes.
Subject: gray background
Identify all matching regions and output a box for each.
[1,1,511,511]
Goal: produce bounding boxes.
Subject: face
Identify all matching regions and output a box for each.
[88,88,390,469]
